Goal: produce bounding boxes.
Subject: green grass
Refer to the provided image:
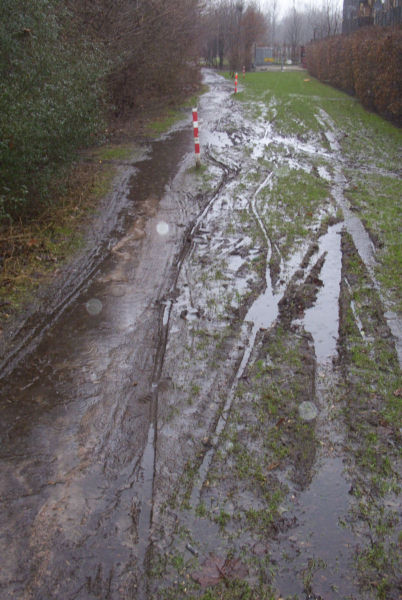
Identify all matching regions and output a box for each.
[233,71,401,318]
[345,173,402,312]
[236,71,401,152]
[0,160,116,321]
[148,108,185,135]
[94,144,136,161]
[339,232,402,598]
[148,87,209,136]
[259,168,330,257]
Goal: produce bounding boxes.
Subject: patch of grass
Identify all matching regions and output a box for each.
[345,173,402,313]
[245,489,284,532]
[94,144,136,161]
[214,509,231,529]
[339,232,401,599]
[236,71,401,168]
[302,557,327,594]
[195,501,207,518]
[259,168,329,258]
[0,160,116,322]
[157,579,276,600]
[148,108,185,135]
[147,86,209,137]
[187,163,209,176]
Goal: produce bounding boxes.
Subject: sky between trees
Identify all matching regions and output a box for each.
[261,0,342,18]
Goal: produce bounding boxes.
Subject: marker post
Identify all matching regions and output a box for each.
[192,108,200,167]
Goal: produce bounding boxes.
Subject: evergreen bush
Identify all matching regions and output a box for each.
[0,0,105,222]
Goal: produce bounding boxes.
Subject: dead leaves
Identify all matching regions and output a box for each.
[191,554,248,588]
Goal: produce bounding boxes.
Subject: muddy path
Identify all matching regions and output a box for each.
[1,71,401,600]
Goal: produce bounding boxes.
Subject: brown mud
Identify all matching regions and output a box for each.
[0,71,401,600]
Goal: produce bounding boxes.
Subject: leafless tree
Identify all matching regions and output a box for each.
[66,0,202,115]
[313,0,342,38]
[241,2,268,69]
[284,1,304,58]
[202,0,266,72]
[265,0,278,44]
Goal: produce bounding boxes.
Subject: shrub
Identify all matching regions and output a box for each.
[306,26,402,125]
[0,0,105,223]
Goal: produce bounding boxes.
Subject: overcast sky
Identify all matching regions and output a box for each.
[260,0,342,18]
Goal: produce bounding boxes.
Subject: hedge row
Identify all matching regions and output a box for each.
[0,0,105,223]
[305,26,402,126]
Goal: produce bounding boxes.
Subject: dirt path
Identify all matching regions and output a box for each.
[0,71,400,600]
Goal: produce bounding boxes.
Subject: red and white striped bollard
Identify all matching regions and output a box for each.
[235,72,238,94]
[192,107,200,167]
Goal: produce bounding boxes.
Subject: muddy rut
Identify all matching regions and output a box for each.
[0,71,401,600]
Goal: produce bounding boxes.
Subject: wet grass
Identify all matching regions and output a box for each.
[148,108,188,135]
[259,168,330,258]
[147,89,208,136]
[203,324,317,542]
[151,323,318,598]
[93,143,136,161]
[237,71,401,158]
[150,72,401,600]
[236,70,401,319]
[345,172,402,312]
[155,580,276,600]
[0,160,115,322]
[339,232,401,598]
[234,71,345,138]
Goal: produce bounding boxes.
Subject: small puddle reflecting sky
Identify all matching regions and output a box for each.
[304,223,343,363]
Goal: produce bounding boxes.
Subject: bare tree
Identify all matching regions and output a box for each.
[201,0,234,68]
[66,0,202,115]
[265,0,278,44]
[202,0,266,72]
[284,1,304,59]
[241,2,268,69]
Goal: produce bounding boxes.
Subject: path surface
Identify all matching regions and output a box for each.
[0,71,400,600]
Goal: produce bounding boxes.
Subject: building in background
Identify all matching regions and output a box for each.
[343,0,401,33]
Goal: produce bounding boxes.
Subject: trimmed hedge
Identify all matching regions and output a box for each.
[306,26,402,126]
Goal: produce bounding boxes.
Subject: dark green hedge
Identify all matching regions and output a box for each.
[0,0,105,222]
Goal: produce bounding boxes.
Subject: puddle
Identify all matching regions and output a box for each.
[245,172,278,330]
[304,223,343,363]
[0,122,196,598]
[136,424,156,600]
[317,109,402,365]
[273,456,358,599]
[273,360,360,599]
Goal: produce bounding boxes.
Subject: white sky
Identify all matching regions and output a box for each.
[260,0,343,18]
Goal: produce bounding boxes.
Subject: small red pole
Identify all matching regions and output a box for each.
[235,72,238,94]
[242,65,245,78]
[192,107,200,167]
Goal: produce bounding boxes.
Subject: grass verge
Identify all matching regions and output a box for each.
[0,158,115,323]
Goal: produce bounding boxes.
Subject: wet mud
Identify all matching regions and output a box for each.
[0,70,401,600]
